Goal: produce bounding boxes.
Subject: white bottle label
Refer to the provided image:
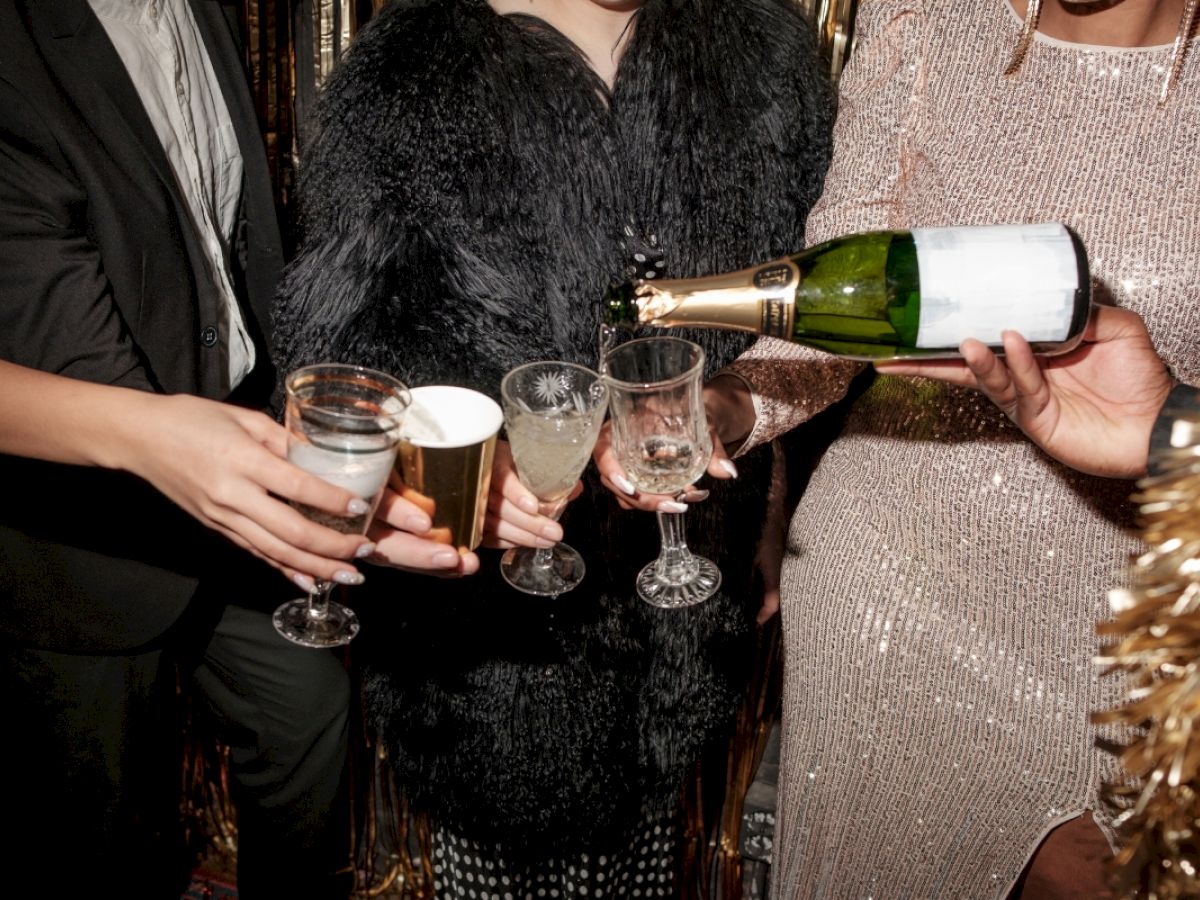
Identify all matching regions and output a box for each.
[911,223,1080,348]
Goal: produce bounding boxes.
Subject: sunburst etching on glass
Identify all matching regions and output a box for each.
[533,371,567,406]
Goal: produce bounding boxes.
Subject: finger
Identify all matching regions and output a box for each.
[998,330,1053,420]
[366,526,471,574]
[215,511,366,586]
[229,489,374,561]
[874,357,979,388]
[706,431,738,480]
[593,433,637,497]
[757,587,780,626]
[597,472,674,512]
[495,459,542,516]
[483,510,558,549]
[234,408,290,457]
[957,338,1016,411]
[487,493,563,543]
[255,453,368,518]
[374,487,434,534]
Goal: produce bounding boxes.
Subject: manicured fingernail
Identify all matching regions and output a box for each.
[518,495,539,514]
[718,459,739,478]
[615,475,637,495]
[683,489,710,502]
[355,542,376,558]
[293,573,315,592]
[405,514,432,532]
[541,524,563,541]
[657,500,689,514]
[333,570,364,586]
[347,498,370,516]
[433,550,460,567]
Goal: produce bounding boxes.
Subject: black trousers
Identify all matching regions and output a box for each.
[1,595,351,899]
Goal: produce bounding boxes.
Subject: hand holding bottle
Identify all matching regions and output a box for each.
[876,305,1173,478]
[605,223,1090,360]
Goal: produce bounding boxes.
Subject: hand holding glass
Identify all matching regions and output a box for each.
[603,337,720,608]
[500,361,608,596]
[273,364,409,648]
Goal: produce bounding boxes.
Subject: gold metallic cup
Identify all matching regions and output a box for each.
[392,386,502,553]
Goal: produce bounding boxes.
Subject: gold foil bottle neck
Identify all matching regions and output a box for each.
[632,259,799,338]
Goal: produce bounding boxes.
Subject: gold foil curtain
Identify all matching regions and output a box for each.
[797,0,860,82]
[237,0,384,215]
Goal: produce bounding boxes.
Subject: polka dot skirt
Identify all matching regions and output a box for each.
[431,812,677,899]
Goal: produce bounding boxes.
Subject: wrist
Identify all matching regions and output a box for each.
[704,373,755,449]
[90,388,174,473]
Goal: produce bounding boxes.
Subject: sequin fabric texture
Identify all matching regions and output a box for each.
[726,1,1200,897]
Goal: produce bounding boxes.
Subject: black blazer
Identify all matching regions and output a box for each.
[0,0,284,652]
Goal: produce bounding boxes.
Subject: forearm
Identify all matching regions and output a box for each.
[0,359,164,470]
[718,339,864,454]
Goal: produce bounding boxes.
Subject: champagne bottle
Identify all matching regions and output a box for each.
[604,223,1092,360]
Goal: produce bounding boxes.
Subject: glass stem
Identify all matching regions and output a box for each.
[654,510,699,584]
[531,500,566,569]
[308,580,335,621]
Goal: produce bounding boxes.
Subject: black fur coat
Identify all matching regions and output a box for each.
[273,0,832,856]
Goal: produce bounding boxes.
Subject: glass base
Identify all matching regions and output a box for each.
[501,543,586,597]
[273,597,360,648]
[635,556,722,609]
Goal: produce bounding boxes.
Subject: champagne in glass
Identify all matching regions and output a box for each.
[500,361,608,596]
[273,364,409,648]
[603,337,720,608]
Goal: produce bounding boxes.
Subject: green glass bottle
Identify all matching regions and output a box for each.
[604,223,1092,360]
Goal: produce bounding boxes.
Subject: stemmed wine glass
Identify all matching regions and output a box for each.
[273,363,410,648]
[603,336,720,608]
[500,361,608,596]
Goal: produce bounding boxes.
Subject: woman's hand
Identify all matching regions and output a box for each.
[875,305,1173,478]
[592,414,738,514]
[481,440,578,549]
[116,393,389,589]
[364,487,481,577]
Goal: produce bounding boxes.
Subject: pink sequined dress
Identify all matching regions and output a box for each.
[726,2,1200,896]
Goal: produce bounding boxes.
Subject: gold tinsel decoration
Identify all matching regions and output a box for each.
[1093,410,1200,900]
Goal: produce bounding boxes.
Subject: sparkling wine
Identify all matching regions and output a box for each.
[288,438,395,534]
[507,410,601,504]
[626,436,705,495]
[604,223,1091,360]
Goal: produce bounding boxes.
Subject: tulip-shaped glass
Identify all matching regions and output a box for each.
[603,337,720,608]
[500,361,608,596]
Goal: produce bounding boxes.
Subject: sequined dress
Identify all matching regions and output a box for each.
[725,2,1200,897]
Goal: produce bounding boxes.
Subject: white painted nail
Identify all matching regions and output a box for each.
[718,459,739,479]
[347,498,370,516]
[355,542,376,559]
[293,573,315,593]
[405,514,432,532]
[333,570,364,586]
[657,500,689,514]
[615,475,637,495]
